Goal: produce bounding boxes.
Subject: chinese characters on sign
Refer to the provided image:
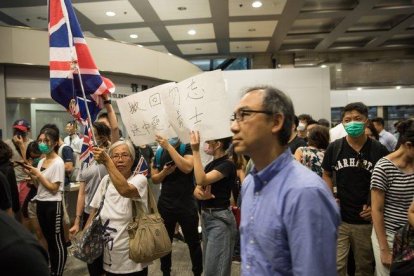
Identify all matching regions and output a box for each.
[117,70,232,145]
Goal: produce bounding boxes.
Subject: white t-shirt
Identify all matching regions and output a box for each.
[330,123,347,142]
[90,174,149,274]
[64,134,83,153]
[34,157,65,201]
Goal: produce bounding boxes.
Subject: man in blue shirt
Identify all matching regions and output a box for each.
[230,86,340,276]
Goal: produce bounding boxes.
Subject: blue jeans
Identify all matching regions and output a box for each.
[202,209,237,276]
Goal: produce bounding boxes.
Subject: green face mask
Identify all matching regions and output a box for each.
[344,121,365,137]
[38,142,52,154]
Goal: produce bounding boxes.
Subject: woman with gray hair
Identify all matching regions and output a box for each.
[87,140,149,275]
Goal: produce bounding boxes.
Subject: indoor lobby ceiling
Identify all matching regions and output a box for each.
[0,0,413,60]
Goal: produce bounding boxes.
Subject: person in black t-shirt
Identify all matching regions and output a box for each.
[191,132,237,276]
[322,102,388,276]
[151,136,202,276]
[0,210,49,276]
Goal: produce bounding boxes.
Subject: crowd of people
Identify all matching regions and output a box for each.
[0,85,413,276]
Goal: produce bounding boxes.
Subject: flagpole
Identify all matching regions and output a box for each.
[60,0,97,145]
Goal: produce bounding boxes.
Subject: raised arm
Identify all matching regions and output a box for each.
[155,135,193,173]
[190,131,224,186]
[102,94,120,143]
[93,147,139,198]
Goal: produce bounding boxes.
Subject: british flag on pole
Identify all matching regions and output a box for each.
[49,0,115,164]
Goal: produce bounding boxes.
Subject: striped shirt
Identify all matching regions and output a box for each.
[371,157,414,235]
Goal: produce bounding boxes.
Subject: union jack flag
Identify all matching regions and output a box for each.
[132,156,149,177]
[49,0,115,164]
[79,120,94,164]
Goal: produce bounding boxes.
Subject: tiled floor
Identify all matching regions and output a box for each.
[64,239,241,276]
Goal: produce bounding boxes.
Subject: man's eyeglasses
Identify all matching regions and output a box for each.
[111,153,131,161]
[230,109,274,122]
[356,152,366,170]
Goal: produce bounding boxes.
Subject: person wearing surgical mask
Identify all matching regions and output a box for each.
[191,133,237,276]
[322,102,388,276]
[297,114,313,139]
[24,126,67,276]
[151,135,203,276]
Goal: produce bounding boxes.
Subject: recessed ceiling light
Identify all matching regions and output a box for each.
[336,68,342,72]
[248,28,256,32]
[188,29,196,35]
[105,11,116,17]
[320,64,327,68]
[102,38,109,41]
[129,34,138,39]
[396,86,402,89]
[252,1,263,8]
[357,87,362,91]
[31,98,36,100]
[168,53,173,56]
[137,44,143,47]
[177,6,187,11]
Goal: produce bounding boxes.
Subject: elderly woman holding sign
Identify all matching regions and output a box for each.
[88,140,149,276]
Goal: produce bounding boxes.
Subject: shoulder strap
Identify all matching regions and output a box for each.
[95,178,110,216]
[178,143,186,156]
[58,144,65,158]
[131,181,158,220]
[331,137,344,167]
[154,147,163,168]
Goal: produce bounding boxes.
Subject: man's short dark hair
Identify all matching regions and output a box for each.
[298,114,313,123]
[245,86,294,146]
[92,121,111,138]
[372,117,385,126]
[341,102,368,119]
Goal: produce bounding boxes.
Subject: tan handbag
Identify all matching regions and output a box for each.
[127,183,172,263]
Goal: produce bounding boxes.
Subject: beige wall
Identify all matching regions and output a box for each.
[0,26,201,82]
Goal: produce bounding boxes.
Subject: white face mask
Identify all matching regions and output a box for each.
[297,122,306,131]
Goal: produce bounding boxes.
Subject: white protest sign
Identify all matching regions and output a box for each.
[117,70,233,145]
[116,82,177,145]
[163,70,233,143]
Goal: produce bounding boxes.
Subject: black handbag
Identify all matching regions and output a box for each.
[72,179,110,264]
[390,223,414,276]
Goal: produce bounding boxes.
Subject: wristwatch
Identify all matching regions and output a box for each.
[103,99,111,105]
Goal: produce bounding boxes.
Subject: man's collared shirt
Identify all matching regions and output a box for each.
[379,129,397,152]
[240,149,340,276]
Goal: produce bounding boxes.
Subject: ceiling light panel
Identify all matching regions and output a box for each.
[229,21,277,38]
[73,1,143,25]
[177,43,218,55]
[229,0,287,16]
[166,23,215,41]
[105,27,159,43]
[148,0,211,20]
[145,45,169,53]
[0,6,48,29]
[230,41,269,52]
